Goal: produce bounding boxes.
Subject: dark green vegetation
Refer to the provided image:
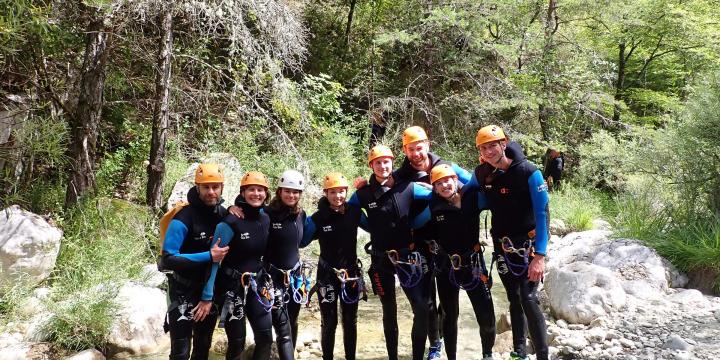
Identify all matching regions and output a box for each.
[1,0,719,351]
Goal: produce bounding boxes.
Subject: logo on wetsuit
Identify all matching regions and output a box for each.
[240,232,250,240]
[272,223,282,229]
[322,225,333,232]
[368,202,378,209]
[435,215,445,222]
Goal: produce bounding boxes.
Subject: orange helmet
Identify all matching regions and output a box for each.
[475,125,507,147]
[430,164,457,184]
[195,163,225,184]
[240,171,269,189]
[323,172,349,190]
[367,145,395,165]
[402,126,429,146]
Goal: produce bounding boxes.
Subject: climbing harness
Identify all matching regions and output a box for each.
[386,247,425,288]
[219,271,274,328]
[268,261,312,307]
[499,235,535,276]
[331,259,368,304]
[428,240,492,292]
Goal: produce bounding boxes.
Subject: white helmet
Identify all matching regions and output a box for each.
[278,169,305,191]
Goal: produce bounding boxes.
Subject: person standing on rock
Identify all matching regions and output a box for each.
[300,172,366,360]
[467,125,550,360]
[205,171,274,360]
[159,163,230,360]
[413,164,496,360]
[347,145,434,360]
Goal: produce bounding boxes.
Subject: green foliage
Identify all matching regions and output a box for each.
[575,130,634,193]
[550,185,606,232]
[41,289,117,351]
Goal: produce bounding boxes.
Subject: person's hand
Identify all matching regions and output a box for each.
[528,254,545,282]
[228,205,245,219]
[353,176,368,189]
[210,238,228,262]
[191,300,213,322]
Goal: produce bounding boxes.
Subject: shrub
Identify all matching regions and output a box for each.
[550,185,605,232]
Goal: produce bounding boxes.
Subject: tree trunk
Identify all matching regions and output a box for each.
[538,0,557,142]
[343,0,357,52]
[65,16,110,208]
[613,42,627,124]
[147,0,174,210]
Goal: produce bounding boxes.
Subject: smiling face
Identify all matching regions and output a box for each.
[197,183,223,206]
[371,156,393,179]
[433,176,458,199]
[403,140,430,170]
[325,187,347,208]
[477,139,507,166]
[241,185,267,206]
[279,187,302,207]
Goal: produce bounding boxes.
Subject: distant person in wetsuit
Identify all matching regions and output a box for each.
[543,148,564,192]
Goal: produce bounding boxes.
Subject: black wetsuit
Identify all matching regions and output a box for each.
[423,186,496,359]
[302,197,363,360]
[469,142,550,360]
[264,205,307,360]
[211,196,273,360]
[348,176,432,360]
[161,187,227,360]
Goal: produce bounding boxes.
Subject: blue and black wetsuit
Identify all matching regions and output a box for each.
[394,152,472,353]
[301,197,363,360]
[467,141,550,360]
[207,195,273,360]
[264,204,309,359]
[414,185,496,359]
[348,176,432,360]
[161,186,227,360]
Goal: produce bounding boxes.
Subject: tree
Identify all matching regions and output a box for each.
[65,7,111,207]
[146,0,173,210]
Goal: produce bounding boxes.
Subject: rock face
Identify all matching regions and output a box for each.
[543,230,720,359]
[545,261,627,324]
[0,206,62,290]
[167,153,244,211]
[106,282,168,356]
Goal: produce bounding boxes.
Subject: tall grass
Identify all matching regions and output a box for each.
[549,185,607,232]
[614,191,720,292]
[36,197,153,350]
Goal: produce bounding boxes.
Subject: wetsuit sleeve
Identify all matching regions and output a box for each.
[347,192,361,207]
[465,172,479,190]
[201,222,234,301]
[359,211,369,231]
[412,183,432,200]
[528,170,550,255]
[412,206,431,229]
[300,216,317,248]
[162,219,212,270]
[452,163,472,185]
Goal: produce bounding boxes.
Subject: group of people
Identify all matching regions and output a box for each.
[158,124,551,360]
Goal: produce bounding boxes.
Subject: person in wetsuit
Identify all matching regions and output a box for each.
[347,145,434,360]
[468,125,550,360]
[160,163,229,360]
[264,169,310,359]
[414,164,496,360]
[206,171,274,360]
[301,172,366,360]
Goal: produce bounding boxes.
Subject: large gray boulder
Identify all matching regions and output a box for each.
[167,153,243,210]
[0,206,62,290]
[106,282,168,356]
[545,261,627,324]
